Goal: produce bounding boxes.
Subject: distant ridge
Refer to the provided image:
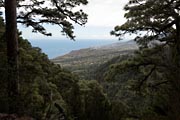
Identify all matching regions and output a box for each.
[51,40,138,79]
[91,40,137,49]
[53,40,138,60]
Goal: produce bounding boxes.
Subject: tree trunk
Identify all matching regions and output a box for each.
[168,16,180,120]
[5,0,19,114]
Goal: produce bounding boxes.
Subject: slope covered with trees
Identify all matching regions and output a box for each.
[52,41,137,80]
[0,17,112,119]
[54,0,180,119]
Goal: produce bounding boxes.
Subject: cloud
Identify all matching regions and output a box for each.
[82,0,128,27]
[18,0,128,40]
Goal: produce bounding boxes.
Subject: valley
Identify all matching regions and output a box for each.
[52,40,138,79]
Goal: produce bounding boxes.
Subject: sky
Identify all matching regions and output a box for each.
[18,0,128,40]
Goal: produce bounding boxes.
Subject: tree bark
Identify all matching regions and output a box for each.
[168,16,180,120]
[5,0,19,114]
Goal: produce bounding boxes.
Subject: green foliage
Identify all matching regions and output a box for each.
[104,47,170,120]
[110,0,180,119]
[76,80,111,120]
[0,17,112,120]
[111,0,176,47]
[52,41,137,80]
[2,0,180,119]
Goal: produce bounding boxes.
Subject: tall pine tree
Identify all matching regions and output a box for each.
[5,0,19,114]
[111,0,180,119]
[1,0,88,114]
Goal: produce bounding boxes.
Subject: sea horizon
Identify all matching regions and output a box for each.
[29,39,125,59]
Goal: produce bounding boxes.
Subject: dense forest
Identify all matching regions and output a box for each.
[0,0,180,120]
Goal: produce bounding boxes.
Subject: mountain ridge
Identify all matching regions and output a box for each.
[51,40,138,79]
[52,40,137,60]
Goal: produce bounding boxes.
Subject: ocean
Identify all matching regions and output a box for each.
[29,39,120,59]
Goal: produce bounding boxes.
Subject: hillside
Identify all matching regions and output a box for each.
[52,40,138,79]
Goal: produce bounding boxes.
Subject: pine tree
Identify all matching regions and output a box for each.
[111,0,180,119]
[5,0,19,114]
[1,0,88,114]
[16,0,88,39]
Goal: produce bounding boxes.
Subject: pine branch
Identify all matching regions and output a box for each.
[52,0,86,26]
[137,65,156,91]
[150,80,169,88]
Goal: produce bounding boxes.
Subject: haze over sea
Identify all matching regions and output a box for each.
[29,39,121,59]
